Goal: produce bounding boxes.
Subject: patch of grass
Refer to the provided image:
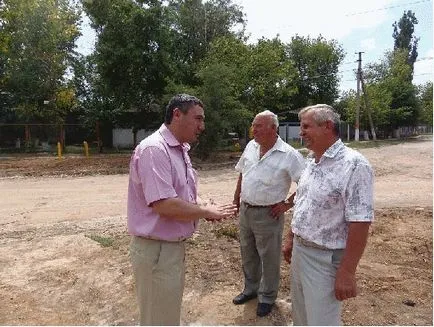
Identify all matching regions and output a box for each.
[346,139,404,149]
[213,224,239,240]
[85,234,115,247]
[287,139,304,149]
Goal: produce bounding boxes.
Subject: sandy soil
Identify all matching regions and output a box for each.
[0,137,432,325]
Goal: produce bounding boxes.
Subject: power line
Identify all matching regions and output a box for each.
[415,56,433,62]
[345,0,432,16]
[341,73,432,82]
[339,68,356,73]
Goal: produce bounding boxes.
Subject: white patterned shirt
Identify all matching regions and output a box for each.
[291,139,374,249]
[235,137,306,205]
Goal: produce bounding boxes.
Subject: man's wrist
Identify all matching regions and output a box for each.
[286,232,294,242]
[284,199,294,208]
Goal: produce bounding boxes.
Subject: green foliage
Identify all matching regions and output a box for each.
[213,223,239,240]
[287,35,345,110]
[333,89,357,122]
[417,82,433,126]
[393,10,419,71]
[360,48,419,134]
[195,60,251,158]
[166,0,246,86]
[244,38,298,114]
[363,83,392,130]
[0,0,353,150]
[386,50,419,127]
[0,0,81,123]
[85,234,115,247]
[83,0,171,118]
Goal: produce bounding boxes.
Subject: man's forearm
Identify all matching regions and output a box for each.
[151,197,211,221]
[233,173,242,203]
[339,222,371,273]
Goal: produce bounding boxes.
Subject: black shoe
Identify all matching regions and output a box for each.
[232,292,257,305]
[256,302,273,317]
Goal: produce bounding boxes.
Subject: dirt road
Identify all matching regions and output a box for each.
[0,138,432,325]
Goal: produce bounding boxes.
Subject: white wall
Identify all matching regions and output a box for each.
[279,124,300,142]
[112,129,154,148]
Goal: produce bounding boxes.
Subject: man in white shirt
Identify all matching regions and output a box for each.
[282,104,374,326]
[232,110,305,317]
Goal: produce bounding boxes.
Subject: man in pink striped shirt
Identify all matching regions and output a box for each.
[128,94,236,325]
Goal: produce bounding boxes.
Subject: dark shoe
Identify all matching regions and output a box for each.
[256,302,273,317]
[232,292,257,305]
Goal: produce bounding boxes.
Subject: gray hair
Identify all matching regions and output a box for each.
[298,104,340,136]
[255,110,279,129]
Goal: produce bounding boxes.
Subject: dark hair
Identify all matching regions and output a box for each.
[164,94,204,124]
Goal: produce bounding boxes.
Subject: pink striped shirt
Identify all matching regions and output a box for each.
[127,124,198,241]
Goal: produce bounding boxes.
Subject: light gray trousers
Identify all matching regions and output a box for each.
[130,236,185,326]
[290,237,344,326]
[239,202,284,304]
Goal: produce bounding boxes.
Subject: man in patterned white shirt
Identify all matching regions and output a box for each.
[232,110,305,317]
[282,104,374,326]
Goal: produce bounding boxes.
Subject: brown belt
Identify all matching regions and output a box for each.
[295,235,330,250]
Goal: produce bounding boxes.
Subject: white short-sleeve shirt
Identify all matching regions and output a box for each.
[235,137,306,205]
[291,139,374,249]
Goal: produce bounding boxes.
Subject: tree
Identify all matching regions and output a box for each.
[81,0,246,133]
[83,0,172,119]
[244,38,298,115]
[191,35,250,158]
[166,0,246,86]
[417,81,433,126]
[361,49,418,135]
[393,10,419,74]
[0,0,81,123]
[195,61,249,158]
[287,35,345,110]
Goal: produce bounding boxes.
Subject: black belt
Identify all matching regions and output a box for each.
[243,201,270,208]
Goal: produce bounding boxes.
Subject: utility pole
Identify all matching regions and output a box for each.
[360,71,377,141]
[355,51,364,141]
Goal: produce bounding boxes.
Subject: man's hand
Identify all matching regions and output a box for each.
[204,203,238,222]
[270,193,295,220]
[282,238,293,264]
[334,266,357,301]
[233,195,240,214]
[270,201,290,219]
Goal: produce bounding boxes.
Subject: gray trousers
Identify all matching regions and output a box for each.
[290,237,344,326]
[130,237,185,326]
[239,202,284,304]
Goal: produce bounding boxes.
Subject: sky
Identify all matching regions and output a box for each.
[76,0,433,93]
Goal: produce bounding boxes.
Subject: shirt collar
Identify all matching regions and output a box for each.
[159,124,191,151]
[322,139,344,159]
[253,135,286,153]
